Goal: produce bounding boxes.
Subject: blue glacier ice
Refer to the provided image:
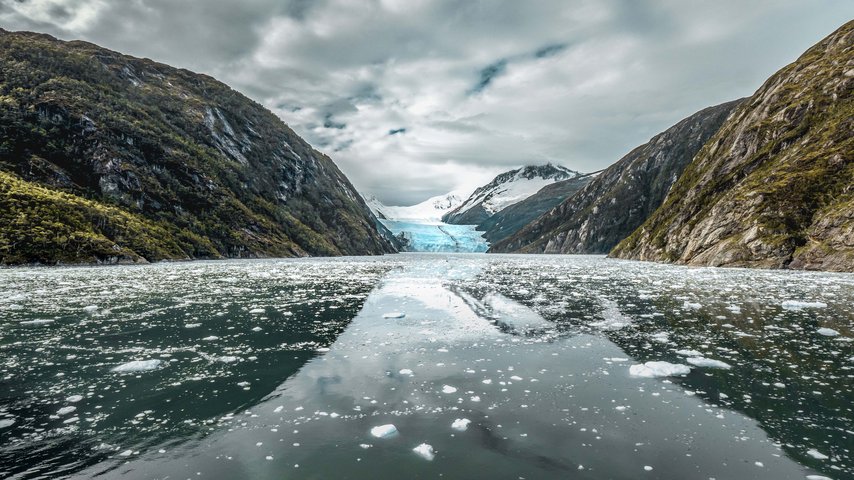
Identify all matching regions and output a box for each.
[380,220,488,253]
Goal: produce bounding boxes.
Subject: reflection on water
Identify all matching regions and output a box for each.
[1,254,851,479]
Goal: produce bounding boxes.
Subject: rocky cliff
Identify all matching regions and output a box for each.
[490,100,741,254]
[479,174,595,245]
[0,30,395,264]
[612,20,853,271]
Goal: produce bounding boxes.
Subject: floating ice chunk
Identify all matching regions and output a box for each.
[382,312,406,319]
[216,356,239,363]
[185,323,201,328]
[683,301,701,310]
[650,332,670,343]
[591,299,633,331]
[441,385,457,394]
[370,424,398,438]
[273,406,283,413]
[252,327,263,332]
[807,476,833,480]
[782,300,827,310]
[675,349,703,357]
[119,449,133,457]
[510,375,523,381]
[112,360,163,373]
[773,382,786,389]
[63,416,79,424]
[0,418,14,428]
[686,357,732,369]
[83,305,99,314]
[359,444,372,449]
[412,443,435,461]
[644,465,653,471]
[451,418,471,431]
[57,406,77,416]
[20,319,54,326]
[399,369,414,376]
[629,361,691,378]
[201,336,219,341]
[249,308,265,314]
[806,449,829,460]
[817,328,839,337]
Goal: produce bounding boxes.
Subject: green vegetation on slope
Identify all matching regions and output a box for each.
[612,20,854,271]
[0,29,393,264]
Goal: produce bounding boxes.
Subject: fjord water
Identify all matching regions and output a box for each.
[0,255,851,479]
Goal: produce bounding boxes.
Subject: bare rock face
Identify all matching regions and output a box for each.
[490,100,741,254]
[612,20,854,272]
[0,29,395,264]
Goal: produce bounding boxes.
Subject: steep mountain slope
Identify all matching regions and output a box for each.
[478,173,596,244]
[442,164,579,225]
[0,29,394,264]
[490,100,741,254]
[612,21,854,271]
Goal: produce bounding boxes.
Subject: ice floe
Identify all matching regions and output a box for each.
[781,300,827,310]
[686,357,732,369]
[112,360,163,373]
[382,312,406,319]
[370,424,398,438]
[412,443,435,461]
[816,328,839,337]
[451,418,471,431]
[629,361,691,378]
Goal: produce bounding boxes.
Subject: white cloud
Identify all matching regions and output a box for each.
[2,0,852,204]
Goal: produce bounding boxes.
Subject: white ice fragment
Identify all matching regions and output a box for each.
[112,360,163,373]
[510,375,523,381]
[399,369,414,376]
[201,336,219,341]
[66,395,84,403]
[806,476,833,480]
[20,319,54,325]
[83,305,99,314]
[675,349,703,357]
[412,443,435,461]
[57,406,76,416]
[774,382,786,389]
[184,323,201,328]
[249,308,265,314]
[252,327,263,332]
[119,449,133,457]
[683,301,701,310]
[63,416,79,424]
[216,356,239,363]
[382,312,406,319]
[817,328,839,337]
[370,424,398,438]
[686,357,732,369]
[441,385,457,394]
[781,300,827,310]
[451,418,471,431]
[644,466,653,471]
[629,361,691,378]
[0,419,15,428]
[806,449,829,460]
[273,406,284,413]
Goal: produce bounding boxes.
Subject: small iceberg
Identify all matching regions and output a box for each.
[382,312,406,319]
[412,443,435,461]
[629,361,691,378]
[112,360,163,373]
[441,385,457,394]
[781,300,827,310]
[686,357,732,369]
[370,424,398,438]
[451,418,471,431]
[817,328,839,337]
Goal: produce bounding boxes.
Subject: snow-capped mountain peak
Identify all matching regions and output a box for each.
[443,163,579,224]
[363,191,466,223]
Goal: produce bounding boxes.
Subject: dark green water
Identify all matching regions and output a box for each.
[0,255,851,479]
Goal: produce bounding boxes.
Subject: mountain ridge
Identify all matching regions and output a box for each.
[0,29,395,264]
[611,19,854,271]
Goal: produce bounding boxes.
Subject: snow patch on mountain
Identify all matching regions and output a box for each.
[364,192,466,223]
[445,164,579,222]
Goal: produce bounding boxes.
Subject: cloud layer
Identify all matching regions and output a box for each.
[2,0,852,204]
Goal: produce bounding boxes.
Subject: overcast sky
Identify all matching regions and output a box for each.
[1,1,852,204]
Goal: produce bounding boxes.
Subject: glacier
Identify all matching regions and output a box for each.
[380,220,488,253]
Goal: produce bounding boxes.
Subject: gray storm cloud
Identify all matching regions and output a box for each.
[1,0,851,204]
